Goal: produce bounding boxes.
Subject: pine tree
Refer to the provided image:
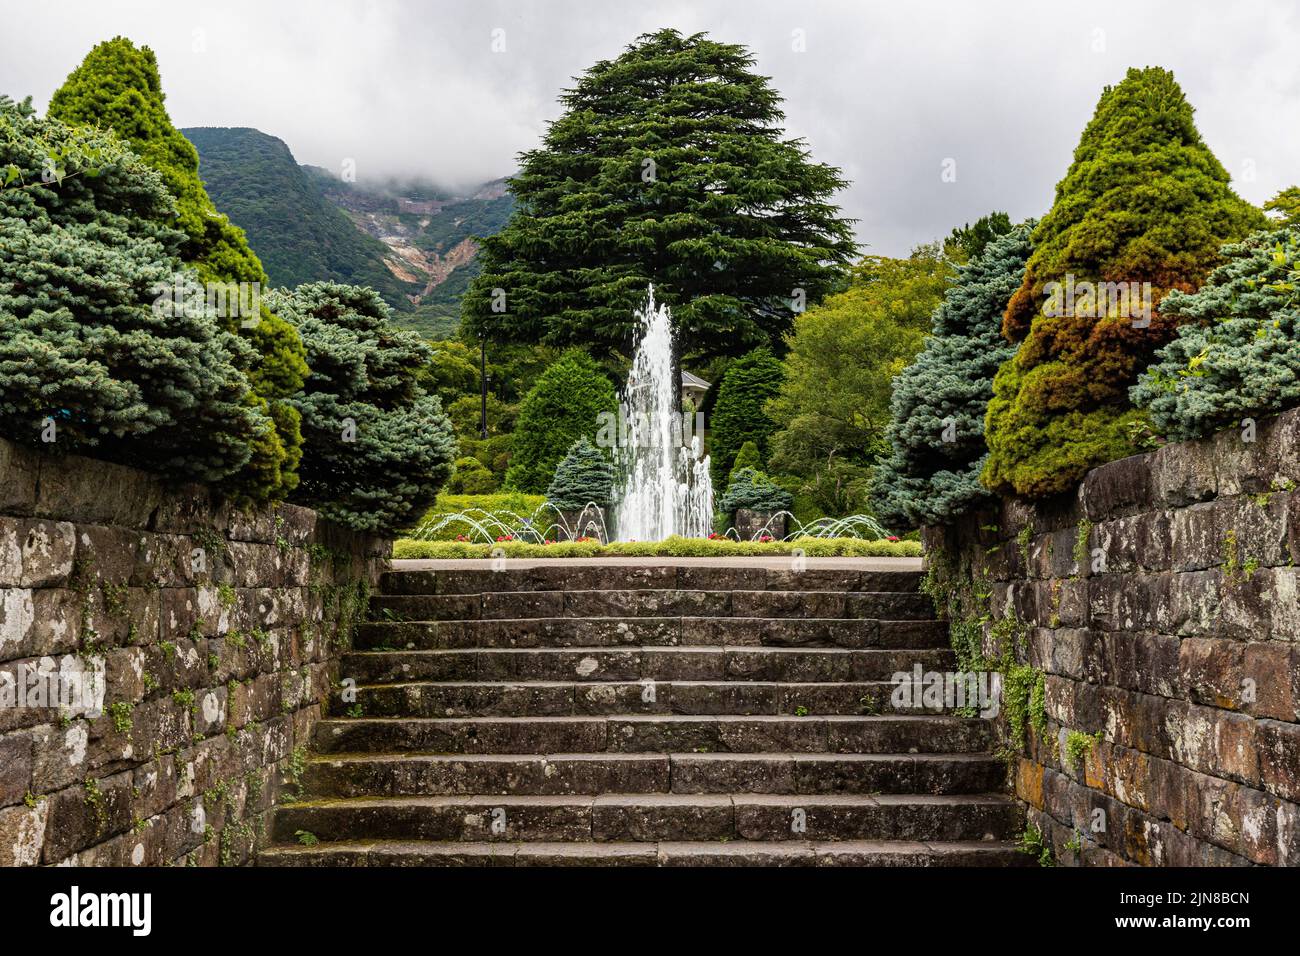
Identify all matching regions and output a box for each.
[267,283,456,534]
[983,67,1266,498]
[1132,225,1300,439]
[0,99,263,480]
[504,350,619,494]
[546,437,614,509]
[871,224,1032,529]
[708,347,784,486]
[48,37,309,500]
[462,29,856,361]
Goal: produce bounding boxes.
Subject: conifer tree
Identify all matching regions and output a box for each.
[505,350,619,494]
[0,98,262,480]
[708,347,784,486]
[49,37,309,499]
[871,224,1032,529]
[546,437,614,509]
[983,67,1265,498]
[1132,225,1300,439]
[267,283,455,534]
[462,29,856,361]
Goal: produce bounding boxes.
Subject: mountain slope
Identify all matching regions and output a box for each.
[182,127,417,304]
[309,172,515,337]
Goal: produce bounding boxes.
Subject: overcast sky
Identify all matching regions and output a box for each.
[3,0,1298,256]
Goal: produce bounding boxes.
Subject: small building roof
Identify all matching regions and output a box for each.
[681,370,711,390]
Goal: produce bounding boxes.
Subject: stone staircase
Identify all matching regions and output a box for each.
[259,561,1026,866]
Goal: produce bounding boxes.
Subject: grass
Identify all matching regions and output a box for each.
[391,535,922,560]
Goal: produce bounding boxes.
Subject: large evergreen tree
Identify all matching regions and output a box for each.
[983,67,1265,498]
[871,224,1032,529]
[461,29,856,361]
[1132,225,1300,439]
[267,283,456,534]
[48,37,309,500]
[0,97,263,481]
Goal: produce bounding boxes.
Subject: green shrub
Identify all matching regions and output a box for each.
[1133,225,1300,439]
[504,349,618,493]
[546,437,614,509]
[393,535,922,560]
[984,67,1266,498]
[708,347,784,486]
[718,467,795,515]
[447,457,498,495]
[871,225,1031,529]
[728,441,763,484]
[49,37,310,500]
[0,97,263,482]
[268,283,456,534]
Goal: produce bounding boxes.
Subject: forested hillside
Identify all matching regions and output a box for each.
[185,127,513,337]
[182,127,416,303]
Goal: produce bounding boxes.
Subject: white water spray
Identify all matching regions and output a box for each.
[611,288,714,540]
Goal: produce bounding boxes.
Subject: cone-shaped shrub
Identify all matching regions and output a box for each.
[0,97,263,480]
[1132,225,1300,438]
[49,37,308,500]
[505,350,619,493]
[871,224,1032,528]
[983,67,1265,498]
[728,440,763,484]
[267,283,455,535]
[546,437,614,509]
[709,347,784,486]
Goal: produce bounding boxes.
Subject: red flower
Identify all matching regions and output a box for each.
[886,535,900,542]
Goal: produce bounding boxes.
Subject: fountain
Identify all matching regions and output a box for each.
[609,287,714,540]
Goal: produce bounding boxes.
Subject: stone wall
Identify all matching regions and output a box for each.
[0,438,387,865]
[923,407,1300,866]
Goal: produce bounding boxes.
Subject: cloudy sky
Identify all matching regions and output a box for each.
[3,0,1298,255]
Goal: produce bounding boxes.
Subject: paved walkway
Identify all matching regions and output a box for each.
[391,555,924,571]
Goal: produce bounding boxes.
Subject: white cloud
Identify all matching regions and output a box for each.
[1,0,1297,255]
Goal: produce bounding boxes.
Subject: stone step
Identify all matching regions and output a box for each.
[302,752,1005,798]
[381,566,925,596]
[271,793,1021,844]
[338,646,955,684]
[312,714,992,755]
[369,589,935,622]
[354,616,948,651]
[259,838,1031,867]
[333,679,943,718]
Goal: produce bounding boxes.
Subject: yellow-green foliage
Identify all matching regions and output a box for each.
[392,535,923,560]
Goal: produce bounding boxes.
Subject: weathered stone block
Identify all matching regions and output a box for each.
[0,799,47,865]
[1257,719,1300,803]
[1082,453,1152,521]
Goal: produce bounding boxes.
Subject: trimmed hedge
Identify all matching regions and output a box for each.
[393,535,922,559]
